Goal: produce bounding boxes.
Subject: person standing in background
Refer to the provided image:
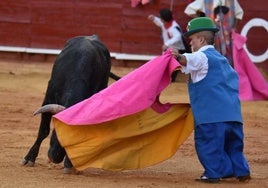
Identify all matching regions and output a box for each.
[148,8,187,53]
[148,8,189,81]
[184,0,244,65]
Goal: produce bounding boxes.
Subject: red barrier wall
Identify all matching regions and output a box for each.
[0,0,267,70]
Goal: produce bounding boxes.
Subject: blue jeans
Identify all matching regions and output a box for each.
[194,122,250,178]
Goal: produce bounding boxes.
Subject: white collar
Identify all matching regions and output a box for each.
[197,45,215,52]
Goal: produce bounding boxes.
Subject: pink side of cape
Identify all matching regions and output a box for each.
[53,50,181,125]
[232,31,268,101]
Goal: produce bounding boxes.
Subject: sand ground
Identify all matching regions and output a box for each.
[0,60,267,188]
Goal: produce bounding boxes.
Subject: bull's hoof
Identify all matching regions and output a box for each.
[21,159,35,167]
[63,167,81,175]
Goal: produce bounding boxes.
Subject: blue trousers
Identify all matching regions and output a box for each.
[194,122,250,178]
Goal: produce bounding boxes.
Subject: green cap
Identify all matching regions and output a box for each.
[184,17,219,37]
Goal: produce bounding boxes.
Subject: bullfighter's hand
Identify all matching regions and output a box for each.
[162,45,169,52]
[170,48,179,59]
[148,15,154,21]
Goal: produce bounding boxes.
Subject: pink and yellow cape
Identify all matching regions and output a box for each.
[52,50,194,171]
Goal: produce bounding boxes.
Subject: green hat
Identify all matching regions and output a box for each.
[184,17,219,37]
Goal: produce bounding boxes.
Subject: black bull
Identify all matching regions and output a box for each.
[22,35,120,171]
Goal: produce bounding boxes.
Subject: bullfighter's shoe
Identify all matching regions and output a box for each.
[237,174,251,182]
[195,175,220,183]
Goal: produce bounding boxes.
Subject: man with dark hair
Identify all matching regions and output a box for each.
[148,8,188,81]
[148,8,187,54]
[159,8,173,22]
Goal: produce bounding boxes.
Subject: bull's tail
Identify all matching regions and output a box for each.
[109,72,121,81]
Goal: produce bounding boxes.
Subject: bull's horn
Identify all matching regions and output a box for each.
[33,104,66,116]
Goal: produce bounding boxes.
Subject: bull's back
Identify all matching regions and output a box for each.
[44,36,111,106]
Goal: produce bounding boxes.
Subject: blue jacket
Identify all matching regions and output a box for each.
[188,48,243,125]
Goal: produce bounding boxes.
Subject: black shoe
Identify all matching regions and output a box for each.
[195,175,220,183]
[222,175,234,179]
[237,175,251,182]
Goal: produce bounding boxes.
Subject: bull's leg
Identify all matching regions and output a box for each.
[64,155,73,168]
[48,130,75,174]
[63,155,75,174]
[22,113,52,166]
[47,130,66,163]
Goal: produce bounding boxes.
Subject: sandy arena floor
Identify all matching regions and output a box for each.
[0,60,267,188]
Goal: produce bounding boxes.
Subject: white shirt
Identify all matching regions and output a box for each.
[184,0,244,20]
[152,16,185,50]
[181,45,216,83]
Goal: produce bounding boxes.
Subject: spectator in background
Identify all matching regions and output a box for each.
[148,8,188,81]
[148,8,187,53]
[184,0,244,65]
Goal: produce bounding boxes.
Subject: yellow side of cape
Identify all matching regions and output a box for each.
[53,104,193,171]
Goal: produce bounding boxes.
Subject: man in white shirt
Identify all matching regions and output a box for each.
[148,8,187,53]
[170,17,251,184]
[148,8,189,81]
